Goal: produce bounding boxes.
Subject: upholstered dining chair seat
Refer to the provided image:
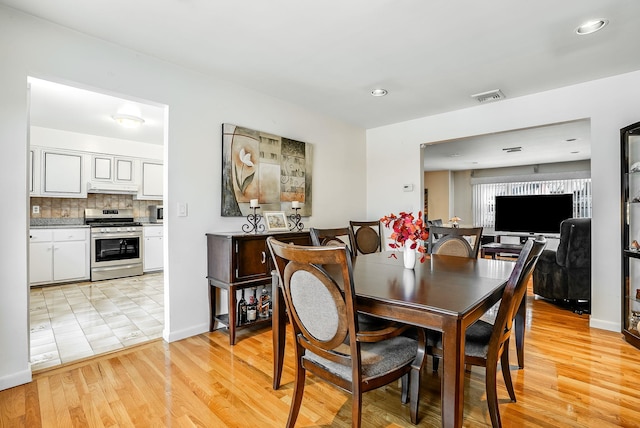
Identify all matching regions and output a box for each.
[305,335,418,380]
[428,320,493,359]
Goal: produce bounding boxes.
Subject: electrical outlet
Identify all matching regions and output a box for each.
[32,205,40,214]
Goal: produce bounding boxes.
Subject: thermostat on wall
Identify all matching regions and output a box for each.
[403,184,414,192]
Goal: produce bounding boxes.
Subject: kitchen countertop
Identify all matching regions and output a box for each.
[30,224,89,229]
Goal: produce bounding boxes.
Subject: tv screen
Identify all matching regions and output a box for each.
[494,194,573,234]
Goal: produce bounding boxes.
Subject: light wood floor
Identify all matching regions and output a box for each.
[3,285,640,427]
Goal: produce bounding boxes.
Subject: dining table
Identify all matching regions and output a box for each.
[271,250,520,428]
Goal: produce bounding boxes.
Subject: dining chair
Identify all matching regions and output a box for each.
[349,220,382,255]
[310,226,387,330]
[267,237,426,428]
[427,226,483,258]
[426,238,546,428]
[309,226,355,252]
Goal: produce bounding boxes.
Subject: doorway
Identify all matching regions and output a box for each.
[27,77,168,371]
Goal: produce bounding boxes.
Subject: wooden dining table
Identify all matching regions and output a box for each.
[271,251,519,428]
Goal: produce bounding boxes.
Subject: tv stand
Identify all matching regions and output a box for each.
[481,242,524,259]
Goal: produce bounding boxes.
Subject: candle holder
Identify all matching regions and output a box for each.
[243,207,265,234]
[289,207,304,231]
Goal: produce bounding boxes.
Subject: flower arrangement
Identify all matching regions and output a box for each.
[449,216,462,228]
[380,211,429,262]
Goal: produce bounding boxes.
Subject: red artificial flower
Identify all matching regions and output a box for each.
[380,211,430,263]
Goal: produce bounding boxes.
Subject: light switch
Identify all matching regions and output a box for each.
[403,184,414,192]
[177,202,188,217]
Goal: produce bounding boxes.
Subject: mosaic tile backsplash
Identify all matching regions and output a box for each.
[30,194,163,225]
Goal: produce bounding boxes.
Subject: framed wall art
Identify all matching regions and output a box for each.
[221,123,313,217]
[263,211,289,232]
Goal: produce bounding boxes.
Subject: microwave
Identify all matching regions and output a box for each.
[149,205,163,223]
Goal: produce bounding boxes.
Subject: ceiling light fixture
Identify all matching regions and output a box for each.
[112,114,145,128]
[575,19,608,35]
[371,88,388,97]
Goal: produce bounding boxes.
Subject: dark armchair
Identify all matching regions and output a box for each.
[532,218,591,313]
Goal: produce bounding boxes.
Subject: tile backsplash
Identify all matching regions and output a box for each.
[30,194,162,225]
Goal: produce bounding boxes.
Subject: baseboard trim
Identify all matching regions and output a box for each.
[0,367,32,391]
[163,323,209,343]
[589,317,619,332]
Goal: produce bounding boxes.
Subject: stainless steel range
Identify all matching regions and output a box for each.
[85,208,143,281]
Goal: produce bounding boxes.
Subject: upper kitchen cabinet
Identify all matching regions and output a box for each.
[140,161,163,200]
[39,148,87,198]
[91,155,135,184]
[87,154,139,194]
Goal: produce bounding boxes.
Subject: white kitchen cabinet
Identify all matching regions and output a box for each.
[143,225,164,272]
[29,149,40,195]
[91,155,135,184]
[41,149,86,197]
[29,230,54,283]
[29,227,90,285]
[115,158,134,183]
[140,161,163,199]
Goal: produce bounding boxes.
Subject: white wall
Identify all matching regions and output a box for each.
[367,70,640,333]
[0,7,367,390]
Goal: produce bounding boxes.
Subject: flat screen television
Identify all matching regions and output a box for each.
[494,194,573,234]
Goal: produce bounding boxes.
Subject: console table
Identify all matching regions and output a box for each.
[480,242,524,259]
[206,231,310,345]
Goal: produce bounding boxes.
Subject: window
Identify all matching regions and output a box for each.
[473,178,591,229]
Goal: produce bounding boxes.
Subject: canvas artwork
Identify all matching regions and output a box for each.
[221,124,313,217]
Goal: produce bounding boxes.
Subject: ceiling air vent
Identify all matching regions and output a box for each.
[502,146,522,153]
[471,89,505,103]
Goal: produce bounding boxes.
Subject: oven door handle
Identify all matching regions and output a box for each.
[92,232,141,238]
[92,264,142,272]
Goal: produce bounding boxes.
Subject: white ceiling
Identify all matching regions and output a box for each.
[28,77,165,145]
[9,0,639,164]
[423,119,591,171]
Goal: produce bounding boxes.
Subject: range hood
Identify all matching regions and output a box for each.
[87,182,139,194]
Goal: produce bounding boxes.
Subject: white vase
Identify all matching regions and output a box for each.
[403,245,416,269]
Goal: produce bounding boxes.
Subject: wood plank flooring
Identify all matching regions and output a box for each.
[3,285,640,427]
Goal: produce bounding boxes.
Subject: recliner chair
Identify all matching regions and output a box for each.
[532,218,591,314]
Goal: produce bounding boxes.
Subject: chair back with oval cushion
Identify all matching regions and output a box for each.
[427,225,483,258]
[267,237,424,428]
[349,220,382,255]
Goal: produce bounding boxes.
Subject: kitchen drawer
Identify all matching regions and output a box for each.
[53,228,87,241]
[30,229,53,242]
[144,225,163,237]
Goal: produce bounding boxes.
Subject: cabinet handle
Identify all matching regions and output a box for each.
[261,251,266,264]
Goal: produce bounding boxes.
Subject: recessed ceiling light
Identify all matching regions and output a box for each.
[575,19,608,35]
[371,88,388,97]
[448,153,461,157]
[571,151,580,154]
[112,114,145,128]
[565,138,577,142]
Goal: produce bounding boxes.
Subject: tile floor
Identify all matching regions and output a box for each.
[29,272,164,372]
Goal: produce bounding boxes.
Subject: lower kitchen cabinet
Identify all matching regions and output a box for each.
[143,225,164,272]
[29,227,90,285]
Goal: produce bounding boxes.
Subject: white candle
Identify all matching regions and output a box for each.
[291,201,300,209]
[250,199,258,208]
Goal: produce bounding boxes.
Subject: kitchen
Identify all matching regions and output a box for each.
[28,77,166,370]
